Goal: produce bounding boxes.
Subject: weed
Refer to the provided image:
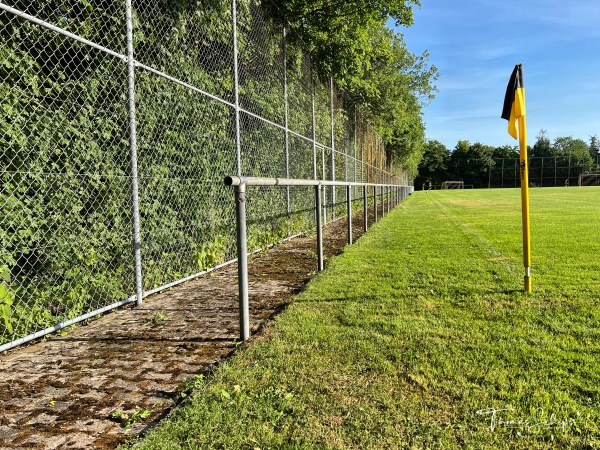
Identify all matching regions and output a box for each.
[111,408,153,429]
[179,375,205,399]
[150,310,169,324]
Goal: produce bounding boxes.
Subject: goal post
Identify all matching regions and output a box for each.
[441,181,464,190]
[578,174,600,186]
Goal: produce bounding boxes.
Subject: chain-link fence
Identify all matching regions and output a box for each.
[488,156,600,188]
[0,0,411,350]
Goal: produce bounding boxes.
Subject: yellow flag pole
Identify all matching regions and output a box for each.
[518,114,532,293]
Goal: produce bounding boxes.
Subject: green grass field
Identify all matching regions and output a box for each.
[131,187,600,449]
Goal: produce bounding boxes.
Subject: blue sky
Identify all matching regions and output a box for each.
[393,0,600,150]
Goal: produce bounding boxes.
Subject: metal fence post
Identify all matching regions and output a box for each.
[374,185,378,223]
[311,63,317,180]
[322,146,327,223]
[330,77,336,221]
[384,185,387,215]
[125,0,143,307]
[363,185,367,232]
[234,182,249,341]
[315,185,324,272]
[232,0,242,176]
[347,185,352,245]
[385,185,388,215]
[387,185,390,214]
[283,26,290,217]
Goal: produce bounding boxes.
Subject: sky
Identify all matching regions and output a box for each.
[393,0,600,150]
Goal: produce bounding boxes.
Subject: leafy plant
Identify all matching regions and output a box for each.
[180,374,205,398]
[196,237,227,272]
[150,310,169,324]
[0,266,14,333]
[110,408,153,428]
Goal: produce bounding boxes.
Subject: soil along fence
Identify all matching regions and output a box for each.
[0,0,411,351]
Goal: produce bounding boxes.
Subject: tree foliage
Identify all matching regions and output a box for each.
[414,140,449,188]
[589,135,600,158]
[532,129,552,157]
[446,141,495,188]
[265,0,438,174]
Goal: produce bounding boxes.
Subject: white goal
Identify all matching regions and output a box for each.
[578,174,600,186]
[441,181,464,190]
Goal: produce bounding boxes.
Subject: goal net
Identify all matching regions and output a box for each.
[442,181,464,190]
[578,174,600,186]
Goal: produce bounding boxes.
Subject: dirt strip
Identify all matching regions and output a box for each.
[0,208,383,449]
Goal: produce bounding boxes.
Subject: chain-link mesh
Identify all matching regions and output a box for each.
[488,156,600,188]
[1,0,412,350]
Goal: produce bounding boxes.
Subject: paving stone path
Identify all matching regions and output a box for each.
[0,212,375,449]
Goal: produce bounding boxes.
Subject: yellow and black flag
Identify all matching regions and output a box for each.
[501,63,531,293]
[501,64,525,139]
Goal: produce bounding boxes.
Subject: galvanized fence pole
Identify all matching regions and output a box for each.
[384,185,387,214]
[374,185,378,222]
[232,0,242,176]
[311,64,317,180]
[354,109,357,200]
[330,77,336,221]
[387,184,390,214]
[385,185,388,215]
[385,184,387,214]
[315,185,324,271]
[363,185,368,232]
[346,185,352,244]
[125,0,143,306]
[322,146,327,223]
[234,183,250,341]
[283,26,290,217]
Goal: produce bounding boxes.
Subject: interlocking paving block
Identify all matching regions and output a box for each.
[0,217,359,449]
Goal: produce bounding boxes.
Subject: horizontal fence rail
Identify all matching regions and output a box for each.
[225,176,414,340]
[0,0,412,351]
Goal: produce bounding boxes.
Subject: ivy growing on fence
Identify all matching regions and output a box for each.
[0,0,405,346]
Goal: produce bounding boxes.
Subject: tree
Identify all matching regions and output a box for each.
[589,135,600,158]
[552,136,593,171]
[414,140,449,189]
[266,0,420,81]
[265,0,438,174]
[492,145,519,158]
[531,129,551,157]
[449,141,494,188]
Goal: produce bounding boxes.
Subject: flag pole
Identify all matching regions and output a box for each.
[518,113,532,293]
[502,63,532,293]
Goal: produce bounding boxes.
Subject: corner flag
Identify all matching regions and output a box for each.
[502,64,532,293]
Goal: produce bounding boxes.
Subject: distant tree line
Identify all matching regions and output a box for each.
[415,131,600,189]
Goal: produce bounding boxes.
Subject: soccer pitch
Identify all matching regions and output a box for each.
[134,187,600,449]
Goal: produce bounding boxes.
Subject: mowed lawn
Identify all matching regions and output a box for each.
[132,187,600,449]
